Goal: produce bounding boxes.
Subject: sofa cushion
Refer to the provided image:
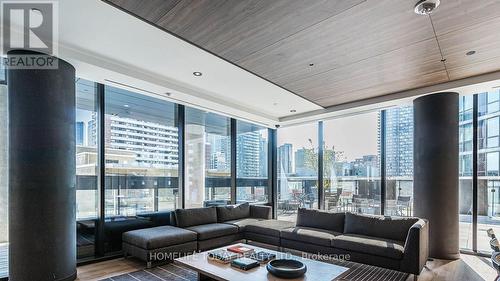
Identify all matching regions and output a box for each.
[175,207,217,227]
[296,208,345,233]
[224,218,263,231]
[281,226,340,247]
[216,203,251,222]
[344,212,419,242]
[250,205,272,219]
[245,220,295,237]
[136,211,172,227]
[122,225,197,250]
[185,223,239,240]
[333,234,405,260]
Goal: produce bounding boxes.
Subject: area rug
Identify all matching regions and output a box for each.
[100,259,409,281]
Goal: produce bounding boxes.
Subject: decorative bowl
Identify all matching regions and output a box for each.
[266,259,307,279]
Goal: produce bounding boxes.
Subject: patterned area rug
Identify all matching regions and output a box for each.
[100,259,409,281]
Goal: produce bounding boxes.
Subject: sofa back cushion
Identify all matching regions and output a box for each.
[216,203,251,222]
[175,207,217,227]
[137,211,172,226]
[296,208,345,233]
[344,212,419,241]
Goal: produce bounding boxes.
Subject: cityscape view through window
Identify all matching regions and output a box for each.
[236,121,269,204]
[323,112,381,215]
[277,123,319,221]
[185,108,232,208]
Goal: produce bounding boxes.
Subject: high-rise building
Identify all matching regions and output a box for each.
[236,130,260,177]
[207,134,230,171]
[278,143,293,175]
[76,121,85,146]
[105,115,179,168]
[382,106,414,177]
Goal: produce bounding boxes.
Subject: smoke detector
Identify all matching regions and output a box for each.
[414,0,440,15]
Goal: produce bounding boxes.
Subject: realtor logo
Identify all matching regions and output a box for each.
[1,1,58,69]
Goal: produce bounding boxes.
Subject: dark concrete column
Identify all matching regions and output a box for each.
[8,50,76,281]
[413,92,459,260]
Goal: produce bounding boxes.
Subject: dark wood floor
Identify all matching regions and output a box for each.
[76,254,497,281]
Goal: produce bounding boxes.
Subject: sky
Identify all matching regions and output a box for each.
[277,112,379,161]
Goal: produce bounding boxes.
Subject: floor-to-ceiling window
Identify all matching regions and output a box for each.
[384,106,414,216]
[185,108,231,208]
[277,123,318,221]
[0,67,8,278]
[323,112,381,215]
[236,121,269,203]
[75,79,99,260]
[477,90,500,252]
[104,85,179,218]
[459,94,474,250]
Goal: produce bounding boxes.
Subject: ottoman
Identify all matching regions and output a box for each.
[122,225,197,268]
[245,220,295,247]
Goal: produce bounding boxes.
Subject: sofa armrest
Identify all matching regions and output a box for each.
[400,219,429,275]
[250,205,272,219]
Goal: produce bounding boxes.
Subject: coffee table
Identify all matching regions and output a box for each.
[174,243,349,281]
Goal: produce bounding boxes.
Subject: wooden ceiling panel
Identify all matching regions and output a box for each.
[448,60,500,81]
[438,17,500,79]
[284,39,446,105]
[155,0,365,62]
[430,0,500,36]
[107,0,180,23]
[237,0,435,86]
[103,0,500,109]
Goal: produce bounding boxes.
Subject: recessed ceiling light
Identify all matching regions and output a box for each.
[414,0,440,15]
[466,50,476,56]
[124,104,129,108]
[193,72,203,77]
[290,109,297,113]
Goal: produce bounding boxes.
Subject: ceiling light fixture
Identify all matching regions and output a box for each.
[193,72,203,77]
[123,104,129,108]
[466,50,476,56]
[414,0,440,15]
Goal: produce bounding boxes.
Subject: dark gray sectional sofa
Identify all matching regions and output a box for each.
[122,204,428,276]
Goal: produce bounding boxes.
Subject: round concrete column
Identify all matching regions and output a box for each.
[413,92,459,260]
[8,50,76,280]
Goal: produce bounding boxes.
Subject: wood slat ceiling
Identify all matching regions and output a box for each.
[104,0,500,108]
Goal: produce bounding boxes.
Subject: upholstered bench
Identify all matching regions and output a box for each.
[122,225,197,268]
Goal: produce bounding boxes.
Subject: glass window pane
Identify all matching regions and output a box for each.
[0,80,7,278]
[487,152,499,176]
[323,112,381,215]
[459,94,473,251]
[277,123,318,221]
[384,106,413,217]
[185,108,231,208]
[75,78,98,260]
[476,90,500,253]
[104,85,179,223]
[236,121,269,203]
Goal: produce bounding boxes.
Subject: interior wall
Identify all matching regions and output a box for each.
[0,85,7,243]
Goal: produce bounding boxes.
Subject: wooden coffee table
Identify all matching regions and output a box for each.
[174,243,349,281]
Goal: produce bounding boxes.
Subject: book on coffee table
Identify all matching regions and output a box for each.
[227,245,254,255]
[249,251,276,263]
[230,257,260,271]
[207,249,239,264]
